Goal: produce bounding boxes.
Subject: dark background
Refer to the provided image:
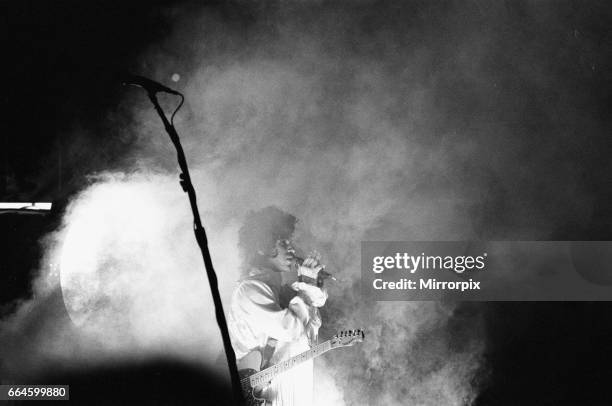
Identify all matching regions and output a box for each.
[1,1,612,405]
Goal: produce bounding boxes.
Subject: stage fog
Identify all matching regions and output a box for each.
[2,2,608,405]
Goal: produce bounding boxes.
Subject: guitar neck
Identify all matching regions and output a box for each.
[248,340,332,387]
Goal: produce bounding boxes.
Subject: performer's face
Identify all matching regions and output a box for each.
[267,239,296,272]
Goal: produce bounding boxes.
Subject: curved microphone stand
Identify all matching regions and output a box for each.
[124,76,243,404]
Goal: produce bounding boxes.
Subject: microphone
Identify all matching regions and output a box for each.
[121,74,181,95]
[293,256,337,282]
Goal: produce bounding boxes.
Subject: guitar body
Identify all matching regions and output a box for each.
[239,368,268,406]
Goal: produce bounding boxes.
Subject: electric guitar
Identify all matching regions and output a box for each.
[239,329,365,406]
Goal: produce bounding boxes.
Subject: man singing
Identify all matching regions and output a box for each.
[228,206,328,406]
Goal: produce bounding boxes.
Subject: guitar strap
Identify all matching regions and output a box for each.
[260,337,278,370]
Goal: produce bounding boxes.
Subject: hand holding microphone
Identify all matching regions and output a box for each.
[293,251,337,283]
[291,251,334,307]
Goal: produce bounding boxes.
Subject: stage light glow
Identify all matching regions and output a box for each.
[55,174,241,366]
[59,179,176,327]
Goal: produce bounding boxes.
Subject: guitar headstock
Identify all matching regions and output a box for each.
[330,329,365,348]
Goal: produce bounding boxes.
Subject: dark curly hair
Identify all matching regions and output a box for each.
[238,206,297,273]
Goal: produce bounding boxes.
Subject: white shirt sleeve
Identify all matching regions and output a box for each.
[228,279,307,359]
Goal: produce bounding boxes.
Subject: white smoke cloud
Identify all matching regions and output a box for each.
[124,18,487,400]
